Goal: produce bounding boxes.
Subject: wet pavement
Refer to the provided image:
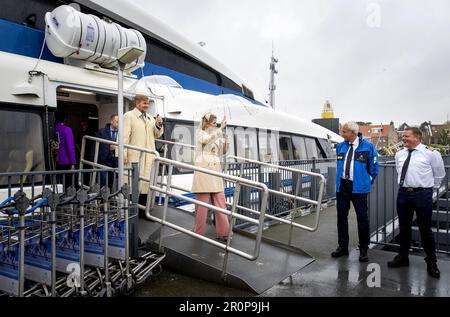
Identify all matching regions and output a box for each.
[135,204,450,297]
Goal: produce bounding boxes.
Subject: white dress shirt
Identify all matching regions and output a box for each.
[395,143,446,188]
[343,137,360,181]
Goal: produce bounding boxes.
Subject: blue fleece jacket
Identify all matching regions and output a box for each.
[336,133,379,194]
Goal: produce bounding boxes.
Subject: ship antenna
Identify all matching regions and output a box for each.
[269,41,278,110]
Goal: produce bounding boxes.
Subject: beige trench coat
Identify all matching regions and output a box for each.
[124,108,163,194]
[191,128,227,194]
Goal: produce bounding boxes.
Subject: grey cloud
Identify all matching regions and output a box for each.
[132,0,450,126]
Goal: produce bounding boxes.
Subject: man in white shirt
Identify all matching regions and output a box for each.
[388,127,446,279]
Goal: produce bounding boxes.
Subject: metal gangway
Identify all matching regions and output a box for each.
[74,136,326,293]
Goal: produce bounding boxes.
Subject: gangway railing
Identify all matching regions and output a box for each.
[80,136,160,189]
[154,139,326,245]
[226,155,325,233]
[81,136,273,279]
[81,137,325,276]
[142,156,269,279]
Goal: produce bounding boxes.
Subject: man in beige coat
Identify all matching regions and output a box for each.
[124,95,163,206]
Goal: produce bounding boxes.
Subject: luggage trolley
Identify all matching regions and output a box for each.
[0,182,165,297]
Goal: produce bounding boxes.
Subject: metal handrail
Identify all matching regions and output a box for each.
[155,139,326,235]
[156,139,196,149]
[81,136,272,278]
[144,156,269,278]
[81,135,160,167]
[80,135,160,188]
[227,155,325,238]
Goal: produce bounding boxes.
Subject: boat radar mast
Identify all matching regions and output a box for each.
[269,42,278,110]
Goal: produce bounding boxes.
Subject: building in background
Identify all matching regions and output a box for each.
[397,123,409,139]
[360,122,398,152]
[312,101,340,135]
[430,122,450,146]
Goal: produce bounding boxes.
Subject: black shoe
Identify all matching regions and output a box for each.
[388,255,410,268]
[427,262,441,279]
[359,249,369,263]
[331,247,349,258]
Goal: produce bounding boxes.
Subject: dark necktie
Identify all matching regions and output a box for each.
[345,144,354,180]
[399,149,415,187]
[111,130,117,141]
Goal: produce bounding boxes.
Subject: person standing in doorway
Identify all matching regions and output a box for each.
[388,127,446,279]
[191,113,230,242]
[332,122,379,262]
[55,112,77,187]
[97,114,119,190]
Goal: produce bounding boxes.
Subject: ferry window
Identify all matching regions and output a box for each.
[292,136,308,160]
[279,136,294,161]
[242,85,255,100]
[146,38,220,87]
[221,76,242,93]
[318,138,334,158]
[305,138,319,159]
[170,125,194,165]
[235,127,258,161]
[259,130,279,163]
[0,109,45,185]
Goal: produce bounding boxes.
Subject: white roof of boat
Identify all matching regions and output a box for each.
[78,0,247,90]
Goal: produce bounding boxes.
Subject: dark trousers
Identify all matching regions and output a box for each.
[337,179,370,250]
[138,194,149,218]
[397,188,437,263]
[100,157,118,191]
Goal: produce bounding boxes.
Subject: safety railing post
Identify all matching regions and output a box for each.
[254,187,268,257]
[47,190,59,298]
[159,164,174,252]
[79,137,86,185]
[131,163,140,205]
[91,142,100,188]
[222,182,241,280]
[158,145,169,206]
[122,185,133,292]
[101,187,112,297]
[147,160,161,214]
[14,192,30,297]
[77,189,87,296]
[239,162,245,178]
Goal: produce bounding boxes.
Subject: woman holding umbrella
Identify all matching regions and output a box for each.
[191,113,231,241]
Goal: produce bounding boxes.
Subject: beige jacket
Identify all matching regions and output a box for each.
[191,128,227,194]
[124,108,163,194]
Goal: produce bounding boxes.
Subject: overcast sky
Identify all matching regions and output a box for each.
[131,0,450,127]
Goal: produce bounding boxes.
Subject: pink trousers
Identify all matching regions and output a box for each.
[194,192,230,238]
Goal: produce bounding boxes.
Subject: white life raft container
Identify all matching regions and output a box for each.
[45,5,146,72]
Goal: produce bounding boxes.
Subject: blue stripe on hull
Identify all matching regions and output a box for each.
[0,19,62,63]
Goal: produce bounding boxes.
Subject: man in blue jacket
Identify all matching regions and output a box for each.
[97,114,119,190]
[332,122,379,262]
